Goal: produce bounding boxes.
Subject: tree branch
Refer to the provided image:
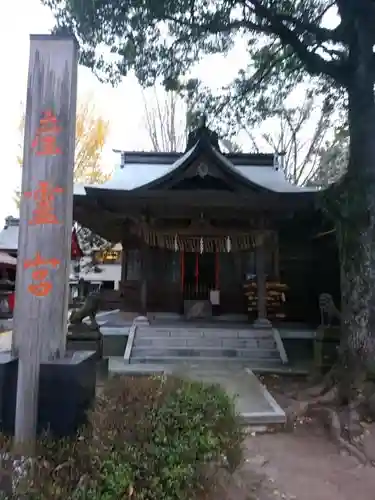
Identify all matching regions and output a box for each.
[277,3,343,45]
[245,0,347,83]
[165,4,346,83]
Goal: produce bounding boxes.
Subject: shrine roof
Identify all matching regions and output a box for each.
[0,251,17,267]
[74,151,318,196]
[0,217,20,251]
[73,123,319,198]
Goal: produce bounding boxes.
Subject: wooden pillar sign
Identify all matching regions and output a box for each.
[12,35,78,446]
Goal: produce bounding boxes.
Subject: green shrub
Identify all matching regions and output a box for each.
[90,375,244,500]
[2,375,244,500]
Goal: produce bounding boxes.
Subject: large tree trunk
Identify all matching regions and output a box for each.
[333,75,375,404]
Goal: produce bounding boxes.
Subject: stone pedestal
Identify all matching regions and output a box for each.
[133,315,150,326]
[38,351,97,436]
[67,323,103,360]
[0,351,97,437]
[0,353,18,435]
[253,317,272,329]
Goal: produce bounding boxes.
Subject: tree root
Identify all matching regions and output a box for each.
[311,407,369,465]
[304,365,338,398]
[286,384,374,466]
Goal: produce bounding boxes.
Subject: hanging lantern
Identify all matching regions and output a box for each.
[200,237,204,254]
[174,234,179,252]
[226,236,231,253]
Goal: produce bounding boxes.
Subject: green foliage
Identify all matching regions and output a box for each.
[42,0,345,137]
[90,375,244,500]
[0,375,243,500]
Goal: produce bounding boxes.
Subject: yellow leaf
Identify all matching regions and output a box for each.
[15,96,111,208]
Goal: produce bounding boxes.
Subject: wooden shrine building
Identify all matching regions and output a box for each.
[73,123,340,326]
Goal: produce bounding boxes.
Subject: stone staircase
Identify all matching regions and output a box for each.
[129,324,286,365]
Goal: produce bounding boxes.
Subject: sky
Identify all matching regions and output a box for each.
[0,0,251,228]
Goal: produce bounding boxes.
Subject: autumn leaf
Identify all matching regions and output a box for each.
[15,96,111,207]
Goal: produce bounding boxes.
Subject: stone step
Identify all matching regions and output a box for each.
[136,327,275,339]
[134,336,276,349]
[129,355,282,365]
[131,347,280,360]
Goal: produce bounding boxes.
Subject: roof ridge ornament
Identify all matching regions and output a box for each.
[199,114,207,128]
[185,114,221,152]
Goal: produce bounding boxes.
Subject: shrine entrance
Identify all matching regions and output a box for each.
[182,251,217,301]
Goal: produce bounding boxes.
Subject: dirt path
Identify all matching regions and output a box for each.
[237,373,375,500]
[242,423,375,500]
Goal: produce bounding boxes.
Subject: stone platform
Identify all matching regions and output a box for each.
[0,310,316,427]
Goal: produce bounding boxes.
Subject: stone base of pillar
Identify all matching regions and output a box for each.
[253,317,272,328]
[134,315,150,326]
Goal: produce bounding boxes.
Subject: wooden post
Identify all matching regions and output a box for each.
[195,252,199,294]
[120,243,127,296]
[273,231,280,280]
[253,233,271,328]
[140,243,148,314]
[180,250,185,293]
[12,35,78,447]
[215,251,219,289]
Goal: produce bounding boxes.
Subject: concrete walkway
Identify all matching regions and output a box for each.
[174,362,285,425]
[109,358,286,425]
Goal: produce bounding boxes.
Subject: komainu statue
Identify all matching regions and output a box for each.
[318,293,341,327]
[68,291,101,332]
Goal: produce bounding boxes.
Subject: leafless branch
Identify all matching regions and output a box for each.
[141,86,186,152]
[243,91,331,184]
